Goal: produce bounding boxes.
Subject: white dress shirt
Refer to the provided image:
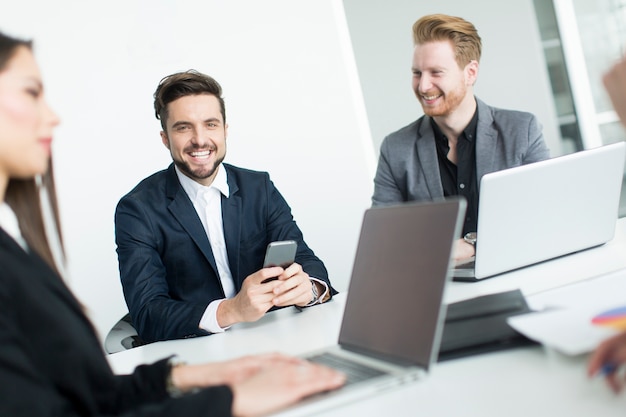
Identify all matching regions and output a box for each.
[0,203,28,251]
[175,165,234,333]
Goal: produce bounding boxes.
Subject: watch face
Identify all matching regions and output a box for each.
[464,232,477,244]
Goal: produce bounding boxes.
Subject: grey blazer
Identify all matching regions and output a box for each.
[372,98,550,205]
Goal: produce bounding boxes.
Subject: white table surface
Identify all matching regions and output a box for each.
[107,218,626,416]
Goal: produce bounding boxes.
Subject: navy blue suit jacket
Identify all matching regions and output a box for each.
[115,163,332,342]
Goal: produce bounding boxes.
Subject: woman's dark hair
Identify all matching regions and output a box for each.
[0,31,65,276]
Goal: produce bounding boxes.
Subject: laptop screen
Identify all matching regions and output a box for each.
[474,142,625,279]
[338,199,465,370]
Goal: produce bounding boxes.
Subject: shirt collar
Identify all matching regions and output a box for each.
[175,163,230,200]
[0,202,27,250]
[463,107,479,143]
[429,106,479,144]
[430,117,446,145]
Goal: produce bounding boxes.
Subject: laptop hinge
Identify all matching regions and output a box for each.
[339,343,423,368]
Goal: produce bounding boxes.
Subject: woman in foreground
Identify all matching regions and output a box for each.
[0,31,343,416]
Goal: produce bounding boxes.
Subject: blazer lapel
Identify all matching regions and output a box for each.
[221,167,242,289]
[416,117,445,198]
[164,165,219,276]
[474,98,498,190]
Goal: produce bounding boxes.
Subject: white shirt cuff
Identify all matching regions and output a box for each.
[199,299,230,333]
[306,277,329,306]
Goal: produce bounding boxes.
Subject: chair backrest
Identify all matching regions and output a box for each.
[103,313,145,354]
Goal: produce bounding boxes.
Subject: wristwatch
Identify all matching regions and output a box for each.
[309,280,320,304]
[463,232,477,246]
[165,356,188,398]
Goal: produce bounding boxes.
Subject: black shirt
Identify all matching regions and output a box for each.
[431,109,479,237]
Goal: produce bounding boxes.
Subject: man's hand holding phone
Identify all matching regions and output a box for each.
[261,240,297,283]
[216,266,286,327]
[216,241,314,327]
[269,262,314,307]
[261,240,315,307]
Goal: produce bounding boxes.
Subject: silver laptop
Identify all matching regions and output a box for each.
[274,198,466,416]
[454,142,626,281]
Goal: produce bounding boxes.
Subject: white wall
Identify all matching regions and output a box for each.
[0,0,375,341]
[343,0,563,156]
[1,0,563,343]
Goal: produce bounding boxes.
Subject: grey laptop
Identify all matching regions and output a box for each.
[454,142,626,281]
[274,198,465,416]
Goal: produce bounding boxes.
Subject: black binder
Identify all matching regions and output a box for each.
[437,289,537,361]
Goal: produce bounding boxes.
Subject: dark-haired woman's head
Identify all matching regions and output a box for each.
[0,31,63,274]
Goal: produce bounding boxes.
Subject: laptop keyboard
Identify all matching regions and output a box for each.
[307,352,388,386]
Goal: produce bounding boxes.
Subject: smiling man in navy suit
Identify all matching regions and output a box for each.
[115,70,333,343]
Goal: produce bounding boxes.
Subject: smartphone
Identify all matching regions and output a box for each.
[261,240,297,283]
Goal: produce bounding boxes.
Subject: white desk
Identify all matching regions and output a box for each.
[108,218,626,416]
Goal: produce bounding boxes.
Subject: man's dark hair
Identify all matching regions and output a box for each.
[153,70,226,131]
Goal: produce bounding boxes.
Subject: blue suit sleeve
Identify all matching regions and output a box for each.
[115,196,210,343]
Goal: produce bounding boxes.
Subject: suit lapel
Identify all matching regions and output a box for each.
[474,99,498,190]
[221,166,242,289]
[416,117,444,198]
[165,165,219,276]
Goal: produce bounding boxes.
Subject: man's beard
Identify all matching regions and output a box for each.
[173,154,225,182]
[421,82,467,118]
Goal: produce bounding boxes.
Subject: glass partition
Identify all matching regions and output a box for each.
[533,0,626,215]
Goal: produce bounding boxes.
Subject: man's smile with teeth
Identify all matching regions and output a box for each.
[422,94,442,101]
[190,150,213,158]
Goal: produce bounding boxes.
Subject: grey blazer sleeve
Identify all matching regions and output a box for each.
[372,136,406,206]
[522,114,550,164]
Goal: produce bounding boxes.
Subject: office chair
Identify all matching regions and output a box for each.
[104,313,145,354]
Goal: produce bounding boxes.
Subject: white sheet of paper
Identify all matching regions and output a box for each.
[508,269,626,356]
[526,269,626,311]
[507,307,619,355]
